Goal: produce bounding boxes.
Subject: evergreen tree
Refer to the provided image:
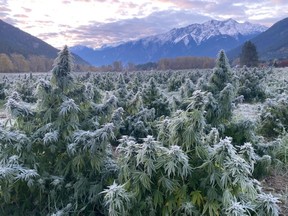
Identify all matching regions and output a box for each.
[240,41,259,67]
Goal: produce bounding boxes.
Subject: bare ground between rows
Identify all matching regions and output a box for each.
[261,172,288,215]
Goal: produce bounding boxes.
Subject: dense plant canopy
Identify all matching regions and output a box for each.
[0,48,285,215]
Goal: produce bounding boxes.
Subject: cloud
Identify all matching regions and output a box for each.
[36,20,55,25]
[2,0,288,48]
[0,6,11,12]
[14,14,29,18]
[162,0,288,25]
[271,0,287,4]
[173,0,216,9]
[71,0,108,2]
[62,0,71,4]
[38,32,60,41]
[22,7,32,13]
[0,4,11,20]
[1,17,18,25]
[62,0,287,48]
[66,9,211,47]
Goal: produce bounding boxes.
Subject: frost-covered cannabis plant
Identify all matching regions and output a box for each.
[102,89,280,216]
[237,67,266,102]
[208,50,233,95]
[0,49,282,216]
[205,50,237,129]
[0,46,118,215]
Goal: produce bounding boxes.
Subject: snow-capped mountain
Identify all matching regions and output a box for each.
[142,19,267,46]
[71,19,268,66]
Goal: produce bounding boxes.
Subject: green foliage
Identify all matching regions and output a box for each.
[161,90,206,151]
[275,134,288,167]
[205,50,237,130]
[208,50,233,95]
[217,83,235,123]
[101,182,132,216]
[224,119,256,145]
[256,193,280,216]
[183,78,195,97]
[237,67,266,102]
[142,77,170,118]
[258,95,288,138]
[12,74,38,103]
[0,77,10,100]
[110,129,280,215]
[240,41,259,67]
[115,73,129,108]
[0,46,118,215]
[109,136,192,216]
[51,45,74,92]
[122,107,155,141]
[205,85,235,129]
[0,60,284,215]
[168,75,182,92]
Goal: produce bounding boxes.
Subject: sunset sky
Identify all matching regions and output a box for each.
[1,0,287,49]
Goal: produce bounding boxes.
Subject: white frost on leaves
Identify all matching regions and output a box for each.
[50,203,72,216]
[233,103,261,122]
[68,123,115,155]
[43,130,59,145]
[59,99,80,116]
[163,145,191,178]
[16,168,39,181]
[0,155,38,183]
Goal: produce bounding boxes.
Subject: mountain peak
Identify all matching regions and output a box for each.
[142,18,268,46]
[206,18,237,24]
[71,18,268,66]
[224,18,238,23]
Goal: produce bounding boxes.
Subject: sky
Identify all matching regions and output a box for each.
[1,0,288,49]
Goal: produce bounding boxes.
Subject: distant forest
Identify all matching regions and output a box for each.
[0,53,95,72]
[1,52,287,73]
[0,53,216,72]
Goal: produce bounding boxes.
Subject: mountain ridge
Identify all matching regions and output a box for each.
[0,19,89,66]
[71,18,268,66]
[227,17,288,61]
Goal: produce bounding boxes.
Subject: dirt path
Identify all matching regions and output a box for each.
[261,173,288,215]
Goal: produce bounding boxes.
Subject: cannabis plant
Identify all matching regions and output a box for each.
[237,67,266,102]
[0,46,118,215]
[258,94,288,138]
[102,135,192,216]
[142,77,170,118]
[208,50,233,95]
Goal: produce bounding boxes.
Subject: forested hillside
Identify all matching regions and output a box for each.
[0,20,89,72]
[228,17,288,61]
[0,47,287,215]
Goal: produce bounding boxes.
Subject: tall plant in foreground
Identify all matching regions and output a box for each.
[102,136,193,216]
[0,46,118,215]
